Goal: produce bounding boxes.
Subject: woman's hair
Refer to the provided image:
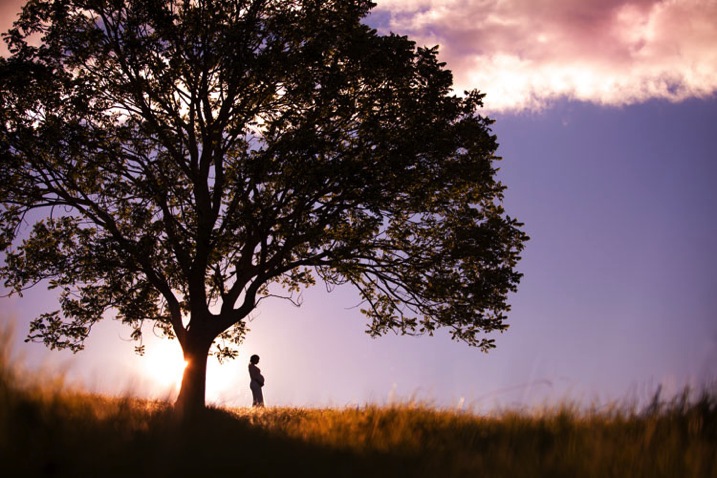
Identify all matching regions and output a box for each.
[250,354,260,364]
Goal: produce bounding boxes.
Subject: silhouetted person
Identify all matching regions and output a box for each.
[248,354,265,407]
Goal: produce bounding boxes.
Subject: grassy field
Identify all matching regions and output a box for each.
[1,336,715,477]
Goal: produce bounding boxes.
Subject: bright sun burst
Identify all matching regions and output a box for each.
[142,339,187,391]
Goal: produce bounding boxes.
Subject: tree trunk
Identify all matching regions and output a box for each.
[174,333,213,418]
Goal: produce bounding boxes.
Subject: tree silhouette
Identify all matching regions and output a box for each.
[0,0,528,413]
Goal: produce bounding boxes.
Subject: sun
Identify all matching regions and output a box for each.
[141,339,187,391]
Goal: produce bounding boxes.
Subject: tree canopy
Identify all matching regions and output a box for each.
[0,0,528,412]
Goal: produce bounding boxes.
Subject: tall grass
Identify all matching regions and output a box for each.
[1,327,715,477]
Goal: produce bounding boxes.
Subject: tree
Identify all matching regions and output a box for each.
[0,0,528,414]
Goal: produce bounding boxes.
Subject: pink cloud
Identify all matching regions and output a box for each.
[375,0,717,111]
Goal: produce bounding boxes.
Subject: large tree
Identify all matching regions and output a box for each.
[0,0,528,413]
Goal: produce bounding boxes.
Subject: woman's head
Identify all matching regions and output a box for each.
[250,354,260,364]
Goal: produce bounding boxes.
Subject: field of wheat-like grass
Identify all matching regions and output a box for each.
[1,328,715,477]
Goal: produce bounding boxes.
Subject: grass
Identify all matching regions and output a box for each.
[1,330,716,477]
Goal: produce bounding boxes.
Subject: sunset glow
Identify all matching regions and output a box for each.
[141,339,187,393]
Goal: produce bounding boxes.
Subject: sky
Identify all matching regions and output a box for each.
[2,0,717,412]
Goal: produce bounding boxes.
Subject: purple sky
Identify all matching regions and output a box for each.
[2,0,717,410]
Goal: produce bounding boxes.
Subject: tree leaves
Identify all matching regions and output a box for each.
[1,0,527,361]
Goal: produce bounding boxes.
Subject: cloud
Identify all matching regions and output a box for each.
[373,0,717,111]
